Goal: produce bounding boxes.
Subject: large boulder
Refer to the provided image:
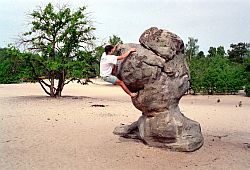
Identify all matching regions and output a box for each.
[113,27,204,152]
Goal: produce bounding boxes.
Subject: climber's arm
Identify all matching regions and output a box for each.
[117,48,136,60]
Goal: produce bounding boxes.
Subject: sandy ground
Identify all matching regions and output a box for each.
[0,79,249,170]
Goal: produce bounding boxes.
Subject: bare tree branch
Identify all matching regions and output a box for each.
[64,78,76,85]
[39,79,51,88]
[38,80,51,96]
[64,78,89,85]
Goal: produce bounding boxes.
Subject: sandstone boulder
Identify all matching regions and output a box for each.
[113,27,204,152]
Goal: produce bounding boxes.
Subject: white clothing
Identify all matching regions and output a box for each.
[100,52,118,77]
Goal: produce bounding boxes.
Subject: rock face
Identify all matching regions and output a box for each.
[113,27,204,152]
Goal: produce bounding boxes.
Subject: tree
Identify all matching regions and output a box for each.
[108,35,123,46]
[227,42,250,63]
[189,57,207,94]
[185,37,199,61]
[243,53,250,96]
[189,46,244,94]
[207,46,225,58]
[202,46,243,94]
[207,47,217,58]
[0,47,26,84]
[196,51,205,59]
[20,3,96,97]
[216,46,226,57]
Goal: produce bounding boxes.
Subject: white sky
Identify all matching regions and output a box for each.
[0,0,249,52]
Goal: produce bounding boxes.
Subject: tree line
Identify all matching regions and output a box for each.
[0,3,249,97]
[185,38,250,96]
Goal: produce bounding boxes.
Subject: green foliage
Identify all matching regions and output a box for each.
[197,51,205,58]
[243,54,250,96]
[203,56,243,94]
[189,46,245,94]
[92,46,104,76]
[207,47,217,57]
[108,35,123,45]
[69,50,98,78]
[0,47,26,84]
[245,83,250,96]
[20,3,96,97]
[189,57,207,94]
[243,53,250,79]
[185,37,199,61]
[227,42,250,63]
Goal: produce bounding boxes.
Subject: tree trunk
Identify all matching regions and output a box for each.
[50,71,56,97]
[50,78,55,97]
[55,70,65,97]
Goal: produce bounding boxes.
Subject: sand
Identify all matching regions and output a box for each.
[0,79,249,170]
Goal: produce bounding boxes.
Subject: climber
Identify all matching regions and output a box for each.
[100,44,137,98]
